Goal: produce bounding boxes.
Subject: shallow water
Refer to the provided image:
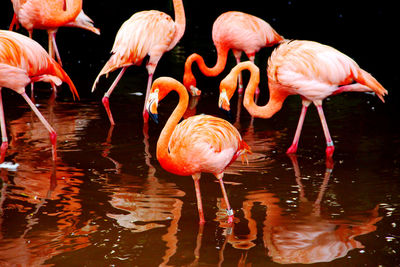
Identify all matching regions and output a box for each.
[1,0,399,266]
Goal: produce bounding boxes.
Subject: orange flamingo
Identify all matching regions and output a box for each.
[0,30,79,161]
[183,11,283,96]
[92,0,186,125]
[145,77,251,224]
[219,40,388,157]
[9,0,100,65]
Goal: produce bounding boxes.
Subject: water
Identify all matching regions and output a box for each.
[1,0,399,266]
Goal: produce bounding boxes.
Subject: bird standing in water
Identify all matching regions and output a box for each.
[219,40,387,157]
[183,11,283,96]
[92,0,186,125]
[9,0,100,65]
[146,77,251,224]
[0,30,79,161]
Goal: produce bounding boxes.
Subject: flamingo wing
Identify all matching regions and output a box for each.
[213,11,281,53]
[269,40,364,100]
[168,115,245,175]
[97,11,176,77]
[0,30,78,98]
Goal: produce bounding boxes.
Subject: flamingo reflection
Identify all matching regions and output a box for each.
[233,155,382,264]
[0,101,99,265]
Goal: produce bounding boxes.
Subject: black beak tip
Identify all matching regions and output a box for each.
[149,112,159,124]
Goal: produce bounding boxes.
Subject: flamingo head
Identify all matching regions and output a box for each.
[183,70,201,96]
[218,75,236,111]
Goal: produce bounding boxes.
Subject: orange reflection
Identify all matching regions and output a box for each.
[0,103,98,265]
[235,155,382,264]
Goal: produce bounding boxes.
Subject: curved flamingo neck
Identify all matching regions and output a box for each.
[184,45,229,80]
[156,78,188,174]
[228,62,287,118]
[168,0,185,49]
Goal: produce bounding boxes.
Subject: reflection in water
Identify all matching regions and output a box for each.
[0,102,98,265]
[237,155,382,264]
[0,96,393,265]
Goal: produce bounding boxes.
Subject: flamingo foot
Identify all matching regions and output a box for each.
[102,96,115,125]
[326,145,335,158]
[1,142,8,163]
[286,143,298,154]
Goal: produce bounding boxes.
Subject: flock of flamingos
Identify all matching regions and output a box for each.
[0,0,388,223]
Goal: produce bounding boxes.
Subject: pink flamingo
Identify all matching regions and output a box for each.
[92,0,186,125]
[219,40,388,157]
[183,11,283,96]
[9,0,100,65]
[0,30,79,161]
[146,77,251,224]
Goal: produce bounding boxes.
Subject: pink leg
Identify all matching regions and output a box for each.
[0,89,8,162]
[287,100,311,154]
[315,102,335,158]
[192,173,205,224]
[232,50,243,94]
[48,30,62,66]
[21,92,57,161]
[216,173,234,223]
[102,67,127,125]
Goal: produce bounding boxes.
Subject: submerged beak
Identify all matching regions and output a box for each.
[190,85,201,96]
[219,88,231,111]
[146,89,159,123]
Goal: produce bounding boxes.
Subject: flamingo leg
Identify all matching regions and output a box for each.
[102,67,127,125]
[215,173,234,223]
[192,173,205,224]
[48,30,62,66]
[9,13,18,31]
[0,88,8,162]
[287,100,311,154]
[232,50,243,94]
[314,102,335,158]
[20,92,57,161]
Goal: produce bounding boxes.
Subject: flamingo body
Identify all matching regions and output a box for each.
[219,40,387,157]
[0,30,79,161]
[183,11,283,95]
[164,114,247,176]
[146,77,250,223]
[92,0,185,125]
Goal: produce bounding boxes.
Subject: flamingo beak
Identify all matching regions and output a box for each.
[146,89,159,123]
[218,88,230,111]
[190,85,201,96]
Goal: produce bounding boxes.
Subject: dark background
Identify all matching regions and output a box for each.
[0,0,398,104]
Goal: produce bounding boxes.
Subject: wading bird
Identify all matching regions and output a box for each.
[9,0,100,65]
[219,40,387,157]
[146,77,251,223]
[0,30,79,161]
[183,11,283,96]
[92,0,186,125]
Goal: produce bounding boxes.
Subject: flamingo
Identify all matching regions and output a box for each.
[9,0,100,65]
[218,40,388,157]
[0,30,79,161]
[183,11,283,96]
[145,77,251,224]
[92,0,186,125]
